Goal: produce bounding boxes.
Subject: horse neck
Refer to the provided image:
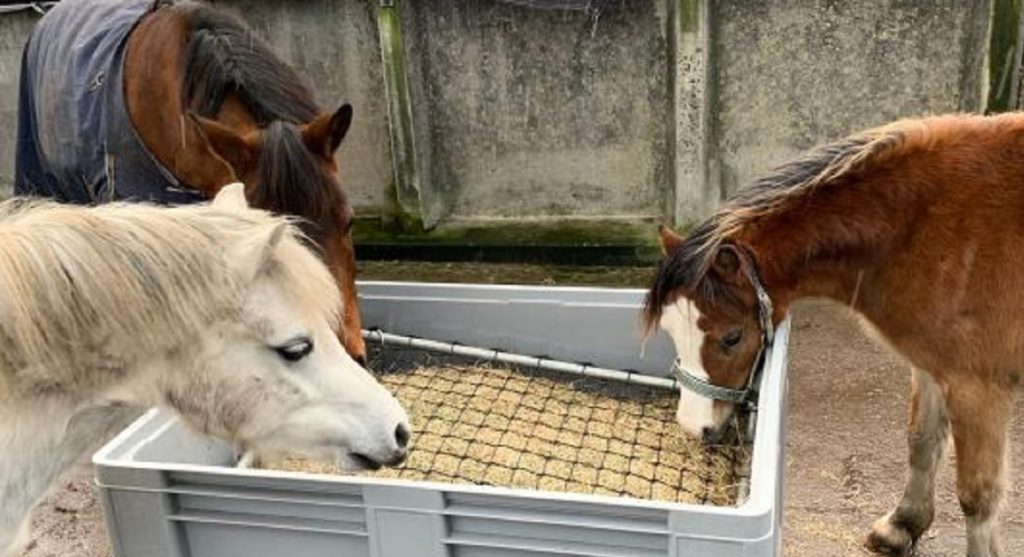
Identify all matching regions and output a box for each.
[737,171,929,312]
[0,399,136,548]
[0,355,172,545]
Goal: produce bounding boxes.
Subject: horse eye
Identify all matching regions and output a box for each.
[275,337,313,362]
[720,330,743,350]
[339,217,354,235]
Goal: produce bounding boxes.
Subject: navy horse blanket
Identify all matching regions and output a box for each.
[15,0,205,204]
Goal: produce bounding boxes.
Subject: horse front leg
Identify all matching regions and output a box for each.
[867,367,948,556]
[946,378,1012,557]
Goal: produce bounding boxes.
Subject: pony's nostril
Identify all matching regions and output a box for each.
[701,427,715,443]
[395,423,410,450]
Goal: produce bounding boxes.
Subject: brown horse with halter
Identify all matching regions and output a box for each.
[15,0,366,363]
[645,112,1023,557]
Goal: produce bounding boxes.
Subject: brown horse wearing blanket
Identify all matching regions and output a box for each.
[645,112,1024,557]
[16,0,367,362]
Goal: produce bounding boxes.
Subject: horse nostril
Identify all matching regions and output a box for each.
[395,423,410,450]
[701,427,715,443]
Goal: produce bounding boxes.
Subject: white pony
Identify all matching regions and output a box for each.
[0,184,409,556]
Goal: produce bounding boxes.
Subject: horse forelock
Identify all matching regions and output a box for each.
[249,121,349,247]
[642,220,737,334]
[0,200,339,396]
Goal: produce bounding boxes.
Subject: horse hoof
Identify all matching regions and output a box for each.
[866,514,916,556]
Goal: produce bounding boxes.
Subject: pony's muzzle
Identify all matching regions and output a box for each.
[387,423,410,465]
[352,422,411,469]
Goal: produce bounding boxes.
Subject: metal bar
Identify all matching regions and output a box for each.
[362,329,679,391]
[0,2,55,13]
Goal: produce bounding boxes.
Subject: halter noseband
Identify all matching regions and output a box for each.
[670,257,775,411]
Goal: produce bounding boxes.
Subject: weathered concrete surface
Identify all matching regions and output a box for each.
[673,0,714,227]
[401,0,673,224]
[0,9,42,199]
[710,1,990,197]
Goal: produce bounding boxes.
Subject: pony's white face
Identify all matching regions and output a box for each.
[658,299,735,441]
[210,273,409,470]
[162,185,409,471]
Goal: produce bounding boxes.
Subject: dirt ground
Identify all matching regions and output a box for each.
[783,299,1024,557]
[19,266,1024,556]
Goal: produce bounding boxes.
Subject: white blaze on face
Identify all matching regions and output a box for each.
[659,299,716,438]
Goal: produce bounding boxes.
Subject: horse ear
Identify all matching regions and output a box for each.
[211,182,249,212]
[236,222,287,281]
[187,112,258,176]
[711,245,743,282]
[302,103,353,158]
[658,224,685,255]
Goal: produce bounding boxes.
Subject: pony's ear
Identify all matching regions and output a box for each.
[711,245,743,282]
[188,112,258,176]
[658,224,685,255]
[302,103,353,158]
[236,222,287,281]
[211,182,249,212]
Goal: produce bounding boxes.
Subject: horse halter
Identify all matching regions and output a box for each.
[670,258,775,411]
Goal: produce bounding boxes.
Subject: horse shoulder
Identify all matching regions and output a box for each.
[124,7,234,195]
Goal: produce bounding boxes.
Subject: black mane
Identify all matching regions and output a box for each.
[248,122,347,246]
[179,1,319,124]
[643,134,888,329]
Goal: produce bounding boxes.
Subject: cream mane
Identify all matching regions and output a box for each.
[0,199,339,399]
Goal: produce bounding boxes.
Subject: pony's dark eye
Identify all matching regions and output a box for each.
[720,330,743,350]
[340,217,355,235]
[275,337,313,362]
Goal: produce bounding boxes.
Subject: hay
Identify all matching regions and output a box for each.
[273,353,749,506]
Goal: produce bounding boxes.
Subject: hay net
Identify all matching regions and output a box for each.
[285,346,751,507]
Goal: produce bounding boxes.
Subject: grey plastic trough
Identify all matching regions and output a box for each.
[94,281,790,557]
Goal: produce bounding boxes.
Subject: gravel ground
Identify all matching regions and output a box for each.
[19,290,1024,556]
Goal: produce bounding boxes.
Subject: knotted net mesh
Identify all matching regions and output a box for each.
[280,346,751,506]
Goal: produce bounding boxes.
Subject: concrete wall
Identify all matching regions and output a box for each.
[0,9,44,198]
[709,0,990,200]
[401,0,672,226]
[0,1,1008,246]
